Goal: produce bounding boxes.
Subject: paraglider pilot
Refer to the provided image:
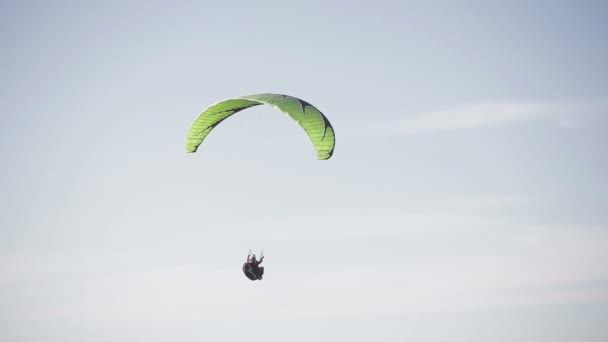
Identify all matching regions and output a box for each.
[243,250,264,280]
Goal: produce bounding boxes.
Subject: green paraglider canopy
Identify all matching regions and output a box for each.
[186,93,335,160]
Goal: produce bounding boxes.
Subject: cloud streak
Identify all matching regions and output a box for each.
[351,101,603,137]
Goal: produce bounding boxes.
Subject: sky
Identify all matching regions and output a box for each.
[1,0,608,341]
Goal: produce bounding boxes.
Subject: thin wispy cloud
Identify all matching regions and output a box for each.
[357,101,600,137]
[238,195,531,241]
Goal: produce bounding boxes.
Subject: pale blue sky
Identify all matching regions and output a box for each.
[1,1,607,341]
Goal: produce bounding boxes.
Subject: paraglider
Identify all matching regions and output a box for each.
[185,94,334,282]
[243,250,264,281]
[186,93,336,160]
